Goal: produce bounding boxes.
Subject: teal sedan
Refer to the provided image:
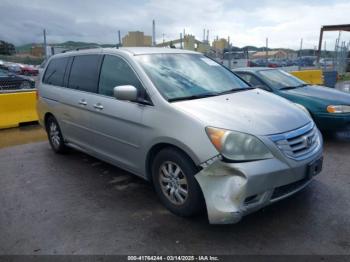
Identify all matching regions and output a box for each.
[233,68,350,132]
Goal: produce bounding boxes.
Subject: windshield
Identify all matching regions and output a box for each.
[258,69,307,89]
[135,53,250,101]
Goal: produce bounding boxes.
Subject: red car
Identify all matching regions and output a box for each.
[20,65,39,76]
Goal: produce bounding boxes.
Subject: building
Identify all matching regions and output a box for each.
[183,35,196,50]
[196,42,210,53]
[156,34,210,54]
[212,38,228,50]
[251,50,296,60]
[122,31,152,47]
[30,45,44,57]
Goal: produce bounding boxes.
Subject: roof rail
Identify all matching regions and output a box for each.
[75,45,102,51]
[61,45,103,53]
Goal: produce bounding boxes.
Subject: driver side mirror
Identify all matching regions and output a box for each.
[113,85,137,102]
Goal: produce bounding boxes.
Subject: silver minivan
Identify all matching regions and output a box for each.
[37,47,323,224]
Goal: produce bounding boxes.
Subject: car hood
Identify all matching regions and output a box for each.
[173,89,310,136]
[280,85,350,105]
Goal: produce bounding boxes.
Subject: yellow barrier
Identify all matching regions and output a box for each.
[290,70,324,85]
[0,90,38,129]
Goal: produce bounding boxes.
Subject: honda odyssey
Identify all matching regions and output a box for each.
[37,47,323,224]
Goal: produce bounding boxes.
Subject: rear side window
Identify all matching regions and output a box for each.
[43,57,69,86]
[98,55,143,97]
[68,55,101,93]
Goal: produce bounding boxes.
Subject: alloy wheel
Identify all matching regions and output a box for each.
[49,122,61,149]
[159,161,188,205]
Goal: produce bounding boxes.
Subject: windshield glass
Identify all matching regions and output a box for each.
[258,69,306,89]
[135,53,250,101]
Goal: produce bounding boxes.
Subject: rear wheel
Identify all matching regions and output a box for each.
[152,148,204,217]
[46,116,67,154]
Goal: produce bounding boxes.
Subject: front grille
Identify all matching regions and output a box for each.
[0,80,34,91]
[269,122,321,161]
[271,177,310,200]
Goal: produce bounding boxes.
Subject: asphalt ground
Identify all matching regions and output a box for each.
[0,124,46,149]
[0,128,350,255]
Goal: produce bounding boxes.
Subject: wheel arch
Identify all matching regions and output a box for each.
[145,141,201,182]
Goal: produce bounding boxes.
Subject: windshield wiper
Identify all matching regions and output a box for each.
[168,92,219,102]
[217,86,255,95]
[280,84,308,90]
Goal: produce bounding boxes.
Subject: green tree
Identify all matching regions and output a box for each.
[0,40,15,55]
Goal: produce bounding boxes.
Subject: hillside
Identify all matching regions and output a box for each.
[16,41,116,53]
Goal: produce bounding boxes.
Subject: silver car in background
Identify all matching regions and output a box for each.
[37,47,323,224]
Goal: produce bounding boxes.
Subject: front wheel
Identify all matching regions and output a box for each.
[152,148,204,217]
[46,116,67,154]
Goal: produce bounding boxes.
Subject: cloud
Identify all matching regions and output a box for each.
[0,0,349,49]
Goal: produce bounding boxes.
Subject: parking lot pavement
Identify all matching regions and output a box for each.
[1,133,350,255]
[0,125,46,149]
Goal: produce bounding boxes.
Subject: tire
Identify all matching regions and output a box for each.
[152,148,204,217]
[46,116,67,154]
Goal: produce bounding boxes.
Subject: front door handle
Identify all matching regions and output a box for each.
[78,99,87,106]
[93,103,104,110]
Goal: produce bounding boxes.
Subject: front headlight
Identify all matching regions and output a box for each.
[327,105,350,113]
[206,127,273,161]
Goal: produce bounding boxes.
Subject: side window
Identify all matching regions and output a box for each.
[68,55,101,93]
[98,55,144,97]
[43,57,69,86]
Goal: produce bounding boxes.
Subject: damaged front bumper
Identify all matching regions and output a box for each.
[195,151,323,224]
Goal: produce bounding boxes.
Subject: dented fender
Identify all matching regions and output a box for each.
[195,159,247,224]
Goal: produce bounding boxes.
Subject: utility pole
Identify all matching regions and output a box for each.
[298,38,303,70]
[43,29,47,59]
[117,30,121,48]
[180,33,183,49]
[152,19,156,46]
[265,37,268,64]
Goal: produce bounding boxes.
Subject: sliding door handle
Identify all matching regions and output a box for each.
[93,103,104,110]
[78,99,87,106]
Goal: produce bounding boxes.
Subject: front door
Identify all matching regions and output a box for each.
[88,54,150,173]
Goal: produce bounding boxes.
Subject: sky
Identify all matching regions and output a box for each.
[0,0,349,49]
